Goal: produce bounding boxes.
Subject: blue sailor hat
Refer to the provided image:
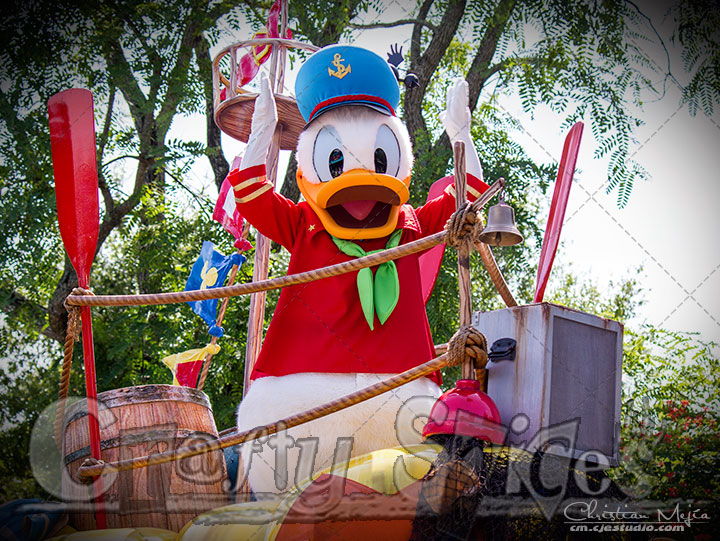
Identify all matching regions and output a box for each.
[295,44,400,123]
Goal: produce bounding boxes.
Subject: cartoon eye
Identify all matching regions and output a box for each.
[374,148,387,174]
[329,148,344,178]
[313,126,343,182]
[374,124,400,176]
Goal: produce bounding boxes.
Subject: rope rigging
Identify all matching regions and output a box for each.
[59,161,517,480]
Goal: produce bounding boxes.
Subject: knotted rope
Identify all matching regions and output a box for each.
[446,325,488,371]
[444,201,483,253]
[77,323,494,480]
[444,181,517,308]
[54,287,94,447]
[63,181,506,309]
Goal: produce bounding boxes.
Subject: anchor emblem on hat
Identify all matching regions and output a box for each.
[328,53,351,79]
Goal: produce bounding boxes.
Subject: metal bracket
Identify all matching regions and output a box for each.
[488,337,516,362]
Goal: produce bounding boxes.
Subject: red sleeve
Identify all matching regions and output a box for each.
[227,164,302,251]
[415,173,489,234]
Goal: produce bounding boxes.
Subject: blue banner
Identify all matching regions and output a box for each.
[185,241,245,337]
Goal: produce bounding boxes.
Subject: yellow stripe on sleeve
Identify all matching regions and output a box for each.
[467,184,482,199]
[235,182,273,204]
[233,176,265,192]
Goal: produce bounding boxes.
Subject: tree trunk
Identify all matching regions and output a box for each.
[47,257,79,344]
[279,150,301,203]
[196,36,229,190]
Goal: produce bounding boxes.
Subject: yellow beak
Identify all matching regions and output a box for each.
[297,168,411,240]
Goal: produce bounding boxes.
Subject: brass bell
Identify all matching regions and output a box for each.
[479,193,523,247]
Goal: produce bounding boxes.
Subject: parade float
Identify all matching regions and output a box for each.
[36,1,625,539]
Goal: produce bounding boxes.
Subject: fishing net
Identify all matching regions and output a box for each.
[410,435,631,541]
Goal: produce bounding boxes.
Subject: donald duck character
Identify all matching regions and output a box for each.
[231,45,488,495]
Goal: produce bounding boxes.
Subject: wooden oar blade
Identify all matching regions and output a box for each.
[48,88,99,288]
[533,121,584,303]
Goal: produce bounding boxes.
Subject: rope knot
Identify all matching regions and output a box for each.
[63,287,94,342]
[78,457,104,484]
[445,202,483,251]
[447,325,488,370]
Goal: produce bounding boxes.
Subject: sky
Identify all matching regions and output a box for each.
[174,1,720,348]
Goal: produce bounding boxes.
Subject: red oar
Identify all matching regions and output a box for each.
[48,88,106,529]
[533,121,584,303]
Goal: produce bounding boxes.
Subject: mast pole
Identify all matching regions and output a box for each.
[242,0,289,396]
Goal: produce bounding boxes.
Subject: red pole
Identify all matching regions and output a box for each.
[48,88,106,528]
[80,305,106,529]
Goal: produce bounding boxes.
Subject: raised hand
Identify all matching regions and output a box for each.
[387,43,404,68]
[440,77,483,181]
[242,72,278,169]
[440,77,471,144]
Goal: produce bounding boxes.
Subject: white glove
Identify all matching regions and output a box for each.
[241,72,278,169]
[440,77,484,182]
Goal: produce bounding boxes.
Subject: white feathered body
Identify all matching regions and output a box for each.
[236,372,440,494]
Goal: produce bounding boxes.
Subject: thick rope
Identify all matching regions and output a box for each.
[64,181,504,309]
[446,325,488,370]
[77,352,451,479]
[54,287,93,447]
[475,242,517,307]
[444,201,483,253]
[66,232,443,308]
[76,326,491,480]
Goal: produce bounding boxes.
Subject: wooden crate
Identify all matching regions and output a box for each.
[473,303,623,465]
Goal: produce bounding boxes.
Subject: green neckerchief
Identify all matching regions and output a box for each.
[332,229,402,330]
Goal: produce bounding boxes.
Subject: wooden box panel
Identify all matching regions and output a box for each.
[472,303,623,464]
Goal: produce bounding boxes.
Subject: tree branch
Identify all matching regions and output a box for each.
[107,0,163,70]
[164,167,211,208]
[195,35,229,190]
[103,38,149,136]
[624,0,683,100]
[207,0,261,24]
[416,0,467,81]
[428,0,518,166]
[405,0,466,153]
[46,257,79,344]
[155,8,205,139]
[410,0,435,63]
[464,0,518,113]
[290,0,367,47]
[0,287,60,342]
[348,18,437,32]
[97,86,116,216]
[102,154,142,168]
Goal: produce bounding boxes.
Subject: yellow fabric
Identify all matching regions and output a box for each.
[263,444,441,538]
[177,500,283,540]
[47,528,177,541]
[162,344,221,386]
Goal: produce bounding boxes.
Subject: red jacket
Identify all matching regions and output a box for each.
[228,164,488,385]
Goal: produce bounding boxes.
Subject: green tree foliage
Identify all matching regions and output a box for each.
[671,0,720,116]
[0,0,255,499]
[545,269,720,535]
[616,327,720,534]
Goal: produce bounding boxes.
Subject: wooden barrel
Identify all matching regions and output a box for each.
[62,385,228,532]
